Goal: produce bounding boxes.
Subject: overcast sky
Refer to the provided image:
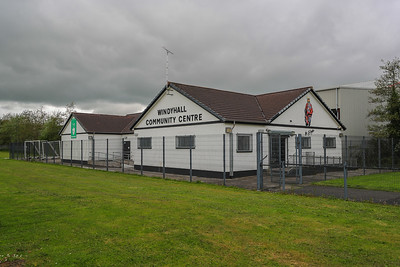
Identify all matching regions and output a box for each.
[1,0,399,117]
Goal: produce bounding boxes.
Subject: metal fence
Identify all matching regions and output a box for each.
[256,133,400,202]
[7,133,400,203]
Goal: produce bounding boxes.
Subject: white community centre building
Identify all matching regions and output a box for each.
[60,82,346,178]
[59,113,141,163]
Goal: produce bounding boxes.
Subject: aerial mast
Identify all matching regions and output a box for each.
[163,47,174,85]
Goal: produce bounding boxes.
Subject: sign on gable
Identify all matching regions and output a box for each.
[136,88,219,128]
[71,117,77,138]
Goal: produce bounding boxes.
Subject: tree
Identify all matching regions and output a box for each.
[0,103,76,145]
[368,58,400,138]
[40,112,65,141]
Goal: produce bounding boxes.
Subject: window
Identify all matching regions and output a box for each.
[325,137,336,148]
[138,137,152,149]
[176,135,195,149]
[237,134,253,152]
[302,137,311,149]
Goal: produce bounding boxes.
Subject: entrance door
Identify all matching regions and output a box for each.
[123,141,131,160]
[269,134,287,167]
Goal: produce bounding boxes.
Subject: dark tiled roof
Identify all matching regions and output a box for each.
[169,82,311,123]
[170,82,266,123]
[256,87,310,121]
[73,112,141,134]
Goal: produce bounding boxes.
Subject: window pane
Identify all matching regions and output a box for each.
[326,137,336,148]
[138,137,152,149]
[237,134,252,152]
[302,137,311,149]
[176,135,195,149]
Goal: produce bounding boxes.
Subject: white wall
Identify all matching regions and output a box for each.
[60,116,129,161]
[273,92,342,130]
[134,123,265,173]
[135,88,219,129]
[134,123,344,175]
[340,88,372,136]
[317,87,373,137]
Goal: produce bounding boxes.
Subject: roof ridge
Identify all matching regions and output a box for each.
[254,96,268,123]
[256,86,312,97]
[169,82,254,97]
[73,112,135,118]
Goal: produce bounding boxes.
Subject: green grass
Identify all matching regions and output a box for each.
[315,172,400,192]
[1,159,400,266]
[0,150,8,159]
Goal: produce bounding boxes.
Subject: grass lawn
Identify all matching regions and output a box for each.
[0,159,399,266]
[315,172,400,192]
[0,150,8,159]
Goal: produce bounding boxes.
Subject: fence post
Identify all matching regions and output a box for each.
[189,136,193,182]
[33,142,36,162]
[298,134,303,184]
[92,138,95,169]
[345,135,348,166]
[278,134,282,185]
[80,140,83,168]
[269,133,273,182]
[362,136,366,175]
[378,138,381,173]
[140,147,143,176]
[323,134,327,180]
[9,143,13,159]
[295,135,298,181]
[282,160,285,191]
[45,142,48,163]
[16,143,20,160]
[256,132,263,191]
[392,138,395,171]
[163,136,166,179]
[122,138,124,173]
[223,134,226,186]
[344,161,348,200]
[106,139,109,171]
[229,132,233,178]
[20,143,23,160]
[61,141,64,165]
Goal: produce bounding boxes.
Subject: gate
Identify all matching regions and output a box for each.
[257,132,304,191]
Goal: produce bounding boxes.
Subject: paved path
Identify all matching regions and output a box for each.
[292,185,400,205]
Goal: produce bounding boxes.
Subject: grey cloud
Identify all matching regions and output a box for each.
[0,0,399,117]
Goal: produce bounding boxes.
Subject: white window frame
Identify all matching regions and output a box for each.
[302,137,311,149]
[176,135,195,149]
[325,137,336,148]
[138,137,152,149]
[237,134,253,153]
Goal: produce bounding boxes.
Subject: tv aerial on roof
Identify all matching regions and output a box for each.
[163,47,174,95]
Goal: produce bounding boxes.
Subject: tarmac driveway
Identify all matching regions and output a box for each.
[292,185,400,205]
